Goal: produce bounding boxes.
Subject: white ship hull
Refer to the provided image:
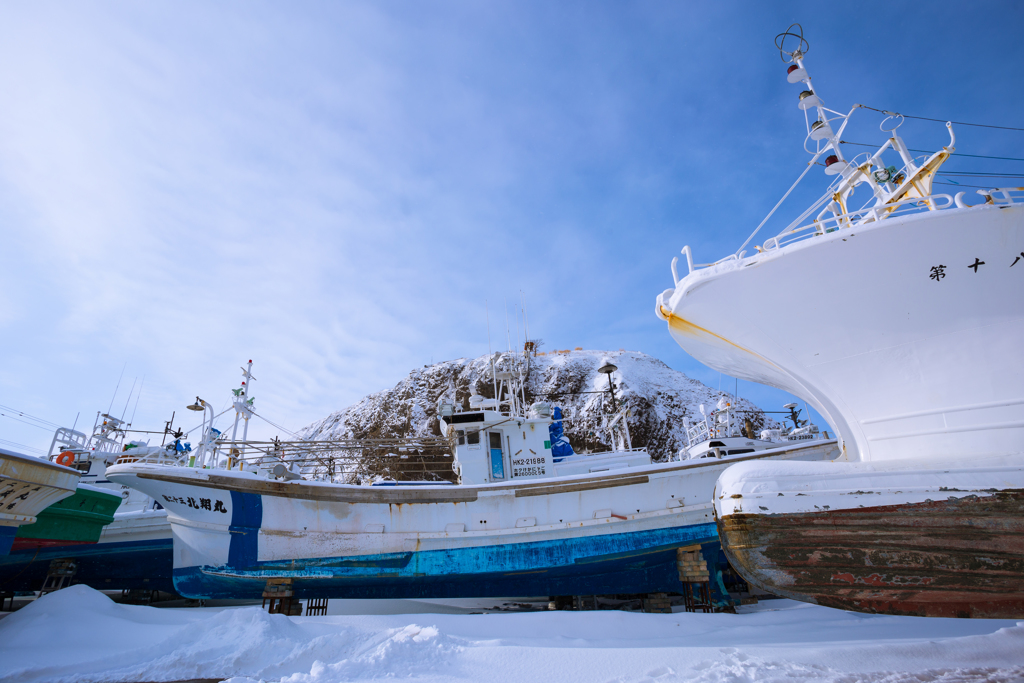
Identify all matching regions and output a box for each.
[106,440,838,599]
[713,455,1024,618]
[658,203,1024,464]
[657,195,1024,617]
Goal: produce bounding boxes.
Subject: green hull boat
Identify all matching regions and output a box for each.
[12,484,121,551]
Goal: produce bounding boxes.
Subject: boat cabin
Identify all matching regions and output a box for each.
[441,404,650,485]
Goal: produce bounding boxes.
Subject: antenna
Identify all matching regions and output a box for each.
[120,377,138,420]
[515,299,527,409]
[504,298,512,354]
[522,292,530,352]
[515,299,522,354]
[162,411,175,446]
[107,363,127,414]
[775,23,809,62]
[129,376,146,426]
[486,301,498,407]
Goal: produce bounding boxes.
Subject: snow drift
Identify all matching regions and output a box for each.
[2,585,1023,683]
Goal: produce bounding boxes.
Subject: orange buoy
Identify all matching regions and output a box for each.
[56,451,75,467]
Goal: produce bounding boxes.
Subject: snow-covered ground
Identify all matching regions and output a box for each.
[2,586,1021,683]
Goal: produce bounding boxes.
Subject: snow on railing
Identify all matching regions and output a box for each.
[976,187,1024,206]
[673,188,1022,280]
[761,194,954,252]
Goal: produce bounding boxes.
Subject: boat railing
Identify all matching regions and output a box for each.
[977,187,1024,205]
[114,448,184,467]
[115,435,458,484]
[761,193,955,252]
[672,187,1024,284]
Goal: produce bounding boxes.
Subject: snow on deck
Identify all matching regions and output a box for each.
[1,586,1022,682]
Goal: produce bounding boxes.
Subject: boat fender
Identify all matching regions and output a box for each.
[56,451,75,467]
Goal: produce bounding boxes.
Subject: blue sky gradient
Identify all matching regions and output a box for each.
[2,1,1022,452]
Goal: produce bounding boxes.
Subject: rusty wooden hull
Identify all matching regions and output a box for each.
[718,489,1024,619]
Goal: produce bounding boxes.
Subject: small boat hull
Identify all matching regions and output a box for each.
[11,484,121,551]
[0,510,175,593]
[715,457,1024,619]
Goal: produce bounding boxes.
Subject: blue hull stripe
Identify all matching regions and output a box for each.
[174,522,718,600]
[0,537,174,593]
[0,526,15,556]
[227,490,262,569]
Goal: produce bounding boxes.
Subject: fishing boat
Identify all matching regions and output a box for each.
[679,399,831,461]
[656,26,1024,618]
[105,357,839,601]
[0,413,177,593]
[0,446,79,555]
[10,483,121,551]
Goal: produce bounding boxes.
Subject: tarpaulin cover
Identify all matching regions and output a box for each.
[548,406,575,461]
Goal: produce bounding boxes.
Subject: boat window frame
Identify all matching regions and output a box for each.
[487,430,506,480]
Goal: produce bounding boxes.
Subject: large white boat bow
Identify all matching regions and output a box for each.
[656,25,1024,618]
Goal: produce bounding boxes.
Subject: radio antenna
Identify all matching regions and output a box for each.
[121,377,138,420]
[504,298,512,353]
[129,376,146,426]
[107,363,127,415]
[486,300,498,407]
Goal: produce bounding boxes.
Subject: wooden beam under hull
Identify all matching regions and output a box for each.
[717,490,1024,619]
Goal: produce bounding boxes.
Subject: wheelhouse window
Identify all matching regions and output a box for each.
[488,431,505,479]
[467,430,480,449]
[456,430,466,446]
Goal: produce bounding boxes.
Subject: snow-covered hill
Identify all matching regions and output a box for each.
[301,349,777,461]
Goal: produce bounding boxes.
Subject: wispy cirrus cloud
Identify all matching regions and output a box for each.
[2,1,1021,449]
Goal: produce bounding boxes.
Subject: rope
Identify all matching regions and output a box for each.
[0,404,62,430]
[855,104,1024,132]
[939,172,1024,178]
[735,158,819,256]
[251,410,303,440]
[0,413,55,433]
[840,140,1024,162]
[0,437,46,455]
[181,406,233,437]
[935,181,1016,190]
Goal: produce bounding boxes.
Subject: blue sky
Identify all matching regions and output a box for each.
[2,1,1022,453]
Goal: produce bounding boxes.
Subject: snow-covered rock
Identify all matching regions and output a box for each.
[301,350,776,461]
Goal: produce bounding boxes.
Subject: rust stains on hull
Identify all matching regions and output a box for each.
[718,490,1024,619]
[662,309,779,368]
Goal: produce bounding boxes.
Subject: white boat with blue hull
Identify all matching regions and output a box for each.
[107,357,840,600]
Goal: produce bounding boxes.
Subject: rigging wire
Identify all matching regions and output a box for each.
[250,410,303,440]
[938,172,1024,178]
[935,181,1013,189]
[0,437,46,454]
[840,140,1024,162]
[735,158,818,256]
[0,412,55,432]
[0,404,62,430]
[181,406,233,437]
[855,104,1024,132]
